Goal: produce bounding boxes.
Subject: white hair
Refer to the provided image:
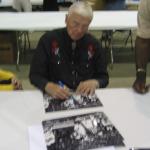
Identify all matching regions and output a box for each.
[68,1,93,21]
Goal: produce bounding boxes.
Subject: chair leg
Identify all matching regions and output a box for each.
[26,32,30,50]
[16,31,21,71]
[109,32,114,69]
[130,31,134,50]
[100,30,114,69]
[125,30,134,50]
[24,32,27,53]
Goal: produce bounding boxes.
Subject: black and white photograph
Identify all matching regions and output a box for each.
[43,93,103,112]
[42,112,125,150]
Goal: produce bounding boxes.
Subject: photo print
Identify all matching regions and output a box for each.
[43,93,103,112]
[42,112,125,150]
[129,149,150,150]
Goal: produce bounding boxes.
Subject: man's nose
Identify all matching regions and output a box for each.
[77,26,83,33]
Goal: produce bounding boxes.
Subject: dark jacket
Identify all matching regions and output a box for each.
[29,28,109,91]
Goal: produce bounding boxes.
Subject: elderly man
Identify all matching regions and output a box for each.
[29,1,109,99]
[133,0,150,94]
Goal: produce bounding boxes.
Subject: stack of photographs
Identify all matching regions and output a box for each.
[43,93,103,112]
[129,149,150,150]
[42,93,125,149]
[42,112,125,150]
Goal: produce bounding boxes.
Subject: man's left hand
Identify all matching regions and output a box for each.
[11,77,23,90]
[76,79,99,96]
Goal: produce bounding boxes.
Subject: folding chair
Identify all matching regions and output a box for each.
[101,29,134,67]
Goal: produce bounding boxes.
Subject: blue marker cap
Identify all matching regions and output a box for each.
[58,81,64,88]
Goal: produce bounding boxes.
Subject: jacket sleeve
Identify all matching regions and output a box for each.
[93,40,109,88]
[29,35,50,91]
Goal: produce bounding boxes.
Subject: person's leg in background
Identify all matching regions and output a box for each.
[43,0,59,11]
[12,0,32,12]
[104,0,125,10]
[22,0,32,12]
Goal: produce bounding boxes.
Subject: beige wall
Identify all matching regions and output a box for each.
[84,0,106,10]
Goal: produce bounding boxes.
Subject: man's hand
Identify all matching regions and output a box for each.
[11,77,22,90]
[45,82,71,100]
[133,69,149,94]
[76,79,99,96]
[133,79,148,94]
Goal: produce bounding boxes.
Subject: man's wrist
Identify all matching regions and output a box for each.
[136,68,146,82]
[94,80,99,89]
[137,68,146,73]
[45,82,53,94]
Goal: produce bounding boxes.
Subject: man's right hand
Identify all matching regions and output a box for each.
[11,77,23,90]
[133,79,148,94]
[45,82,71,100]
[133,69,149,94]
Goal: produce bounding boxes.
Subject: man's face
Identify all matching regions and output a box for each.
[65,13,91,41]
